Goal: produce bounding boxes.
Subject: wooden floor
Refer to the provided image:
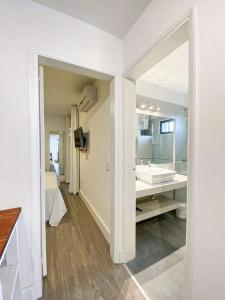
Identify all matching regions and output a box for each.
[42,183,144,300]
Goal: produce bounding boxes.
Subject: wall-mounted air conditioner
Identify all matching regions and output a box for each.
[78,86,97,112]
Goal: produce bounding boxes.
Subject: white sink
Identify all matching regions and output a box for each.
[136,165,176,184]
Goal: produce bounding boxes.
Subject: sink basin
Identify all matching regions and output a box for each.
[136,165,176,184]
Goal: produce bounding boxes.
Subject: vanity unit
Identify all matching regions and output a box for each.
[136,165,187,222]
[0,208,23,300]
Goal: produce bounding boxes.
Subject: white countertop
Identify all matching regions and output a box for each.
[136,174,187,198]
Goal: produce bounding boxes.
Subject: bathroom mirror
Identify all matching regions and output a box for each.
[136,113,174,166]
[136,111,188,174]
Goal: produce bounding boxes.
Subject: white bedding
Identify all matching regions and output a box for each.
[45,172,67,226]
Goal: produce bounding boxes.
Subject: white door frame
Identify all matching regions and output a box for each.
[28,52,124,299]
[38,65,47,277]
[122,79,137,261]
[123,7,198,299]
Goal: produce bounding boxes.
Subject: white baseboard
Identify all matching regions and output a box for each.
[124,263,151,300]
[33,266,42,300]
[22,286,35,300]
[79,190,110,243]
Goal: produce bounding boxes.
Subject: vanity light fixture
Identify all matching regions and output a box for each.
[139,103,147,109]
[148,105,160,111]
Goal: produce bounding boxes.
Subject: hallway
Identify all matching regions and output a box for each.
[42,183,144,300]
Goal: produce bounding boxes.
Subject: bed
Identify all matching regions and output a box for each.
[45,172,67,226]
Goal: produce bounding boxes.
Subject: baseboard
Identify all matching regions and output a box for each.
[79,190,110,243]
[124,264,151,300]
[22,285,35,300]
[33,266,42,299]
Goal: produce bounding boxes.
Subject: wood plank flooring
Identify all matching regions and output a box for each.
[42,183,144,300]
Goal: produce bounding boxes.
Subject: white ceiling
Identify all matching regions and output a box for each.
[139,41,189,95]
[44,66,95,116]
[32,0,151,38]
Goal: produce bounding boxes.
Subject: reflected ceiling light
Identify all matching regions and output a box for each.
[148,105,160,111]
[139,103,147,109]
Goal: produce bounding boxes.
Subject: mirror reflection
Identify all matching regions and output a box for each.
[136,114,174,165]
[136,106,187,175]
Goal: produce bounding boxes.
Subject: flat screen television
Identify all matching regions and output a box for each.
[74,127,85,149]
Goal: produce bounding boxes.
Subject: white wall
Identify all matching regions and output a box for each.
[0,0,122,208]
[79,80,111,237]
[0,0,122,297]
[191,1,225,299]
[125,0,225,299]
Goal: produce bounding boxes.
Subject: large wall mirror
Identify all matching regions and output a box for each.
[136,111,187,175]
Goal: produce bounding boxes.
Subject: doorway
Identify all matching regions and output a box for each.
[49,132,64,177]
[30,53,125,297]
[123,19,194,300]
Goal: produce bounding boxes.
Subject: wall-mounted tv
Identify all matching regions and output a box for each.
[74,127,86,150]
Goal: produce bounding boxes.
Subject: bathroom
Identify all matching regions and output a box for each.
[126,38,189,300]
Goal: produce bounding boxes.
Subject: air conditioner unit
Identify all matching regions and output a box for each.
[78,86,97,112]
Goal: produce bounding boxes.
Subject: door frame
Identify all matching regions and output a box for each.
[123,7,198,299]
[28,52,124,299]
[38,65,47,277]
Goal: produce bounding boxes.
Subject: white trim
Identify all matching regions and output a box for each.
[22,286,35,300]
[39,65,47,278]
[79,190,110,243]
[28,51,42,299]
[185,5,198,298]
[123,263,151,300]
[125,16,189,79]
[123,79,136,262]
[109,77,124,263]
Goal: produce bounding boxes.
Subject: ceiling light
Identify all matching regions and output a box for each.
[149,106,154,110]
[156,106,160,111]
[139,103,147,109]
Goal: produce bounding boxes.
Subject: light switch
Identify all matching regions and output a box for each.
[106,162,110,172]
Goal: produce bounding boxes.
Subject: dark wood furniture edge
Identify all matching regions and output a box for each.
[0,207,21,260]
